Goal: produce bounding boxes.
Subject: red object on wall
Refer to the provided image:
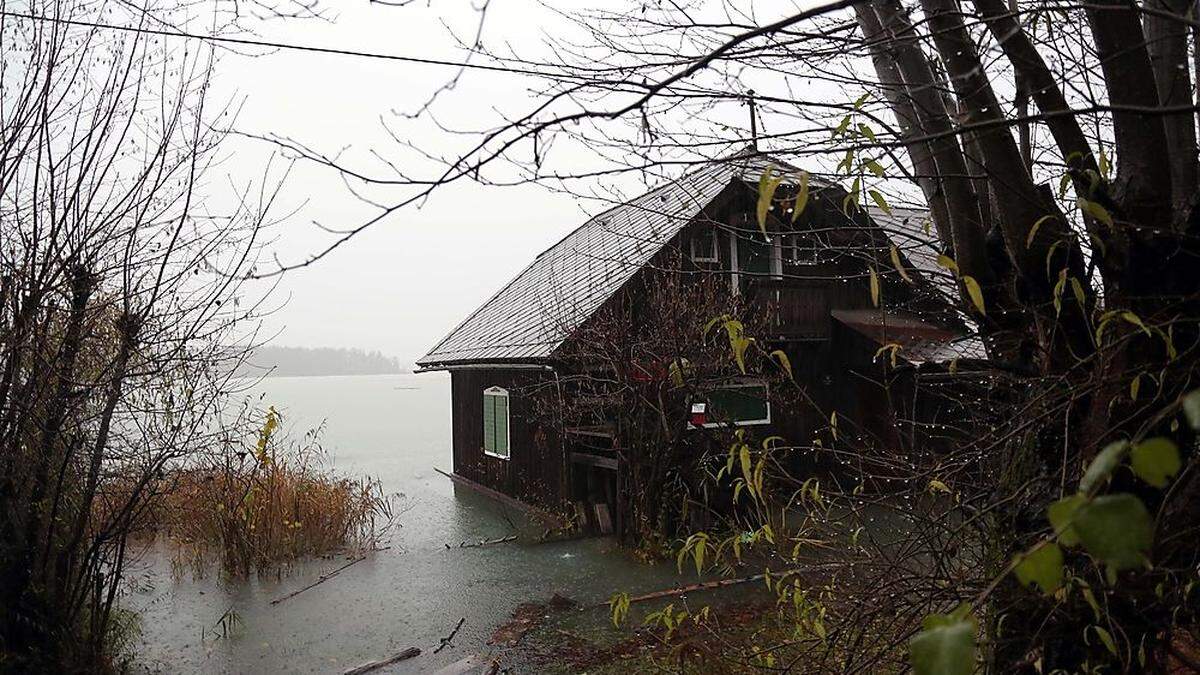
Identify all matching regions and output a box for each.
[690,402,707,427]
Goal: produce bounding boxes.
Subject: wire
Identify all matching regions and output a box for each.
[0,9,554,77]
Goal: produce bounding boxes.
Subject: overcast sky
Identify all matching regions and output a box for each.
[204,0,590,365]
[201,0,818,365]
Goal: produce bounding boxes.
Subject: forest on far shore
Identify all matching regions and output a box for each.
[236,346,406,377]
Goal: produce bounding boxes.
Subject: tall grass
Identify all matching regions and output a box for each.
[133,408,397,577]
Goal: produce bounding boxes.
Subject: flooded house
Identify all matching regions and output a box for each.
[416,154,983,534]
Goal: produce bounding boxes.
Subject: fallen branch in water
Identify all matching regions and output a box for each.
[434,616,466,654]
[591,564,846,609]
[269,555,367,605]
[444,535,517,549]
[342,647,420,675]
[591,573,765,608]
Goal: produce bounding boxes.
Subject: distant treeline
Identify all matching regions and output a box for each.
[235,346,406,377]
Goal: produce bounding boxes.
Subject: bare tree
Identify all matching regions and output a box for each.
[0,0,282,666]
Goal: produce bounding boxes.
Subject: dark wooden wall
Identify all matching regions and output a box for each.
[449,368,566,508]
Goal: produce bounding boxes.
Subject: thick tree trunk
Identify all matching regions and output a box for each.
[865,0,991,289]
[854,3,953,251]
[1145,0,1199,220]
[1084,0,1174,222]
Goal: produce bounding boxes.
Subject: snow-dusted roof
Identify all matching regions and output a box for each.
[416,156,963,369]
[417,156,808,368]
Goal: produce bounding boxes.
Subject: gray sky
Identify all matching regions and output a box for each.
[205,0,820,364]
[212,0,608,364]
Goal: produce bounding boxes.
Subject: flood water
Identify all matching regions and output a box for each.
[130,374,686,674]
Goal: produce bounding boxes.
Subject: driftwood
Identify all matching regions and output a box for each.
[269,555,367,605]
[444,535,517,549]
[342,647,421,675]
[592,573,766,608]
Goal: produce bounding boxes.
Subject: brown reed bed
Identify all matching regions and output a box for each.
[124,408,398,577]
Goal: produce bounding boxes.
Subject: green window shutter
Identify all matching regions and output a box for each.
[494,394,509,457]
[707,384,769,424]
[482,392,497,453]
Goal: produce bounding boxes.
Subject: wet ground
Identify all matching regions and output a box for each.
[127,374,705,674]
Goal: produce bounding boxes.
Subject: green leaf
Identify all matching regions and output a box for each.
[770,349,793,380]
[864,158,885,176]
[869,189,892,215]
[1026,215,1056,249]
[936,254,959,277]
[1074,494,1154,571]
[928,479,951,495]
[1070,277,1086,310]
[1093,625,1119,657]
[1121,311,1152,337]
[853,92,870,110]
[1080,441,1128,494]
[1183,390,1200,430]
[890,245,912,283]
[1048,494,1085,546]
[910,612,975,675]
[1014,542,1064,595]
[1078,198,1114,227]
[792,171,810,222]
[756,167,782,237]
[740,445,752,484]
[869,268,880,307]
[1052,271,1067,316]
[962,276,985,316]
[1130,437,1181,488]
[834,114,852,137]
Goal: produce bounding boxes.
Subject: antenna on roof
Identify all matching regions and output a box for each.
[746,89,759,153]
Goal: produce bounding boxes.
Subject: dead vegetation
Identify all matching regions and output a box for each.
[125,408,398,577]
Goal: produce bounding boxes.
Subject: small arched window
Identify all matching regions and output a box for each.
[482,386,510,459]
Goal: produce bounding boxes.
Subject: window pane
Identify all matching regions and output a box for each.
[494,395,509,457]
[482,394,497,452]
[692,229,716,260]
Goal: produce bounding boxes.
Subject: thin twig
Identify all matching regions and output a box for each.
[269,555,367,605]
[433,616,466,654]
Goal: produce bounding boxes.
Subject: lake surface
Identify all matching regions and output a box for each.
[130,374,685,674]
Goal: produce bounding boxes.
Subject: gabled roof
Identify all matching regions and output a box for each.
[418,155,809,368]
[416,155,958,370]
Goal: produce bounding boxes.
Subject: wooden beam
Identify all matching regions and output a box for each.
[433,467,567,528]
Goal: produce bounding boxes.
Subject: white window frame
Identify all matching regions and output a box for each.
[482,386,511,460]
[690,227,719,263]
[687,380,772,429]
[780,233,820,266]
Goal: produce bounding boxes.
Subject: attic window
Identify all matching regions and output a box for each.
[482,386,510,459]
[690,228,719,263]
[688,381,771,429]
[781,233,820,266]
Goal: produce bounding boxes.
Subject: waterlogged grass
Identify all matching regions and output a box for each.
[136,409,397,577]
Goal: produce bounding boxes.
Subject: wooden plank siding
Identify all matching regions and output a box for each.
[449,368,566,508]
[440,178,967,510]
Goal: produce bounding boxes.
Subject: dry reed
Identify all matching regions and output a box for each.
[132,408,397,577]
